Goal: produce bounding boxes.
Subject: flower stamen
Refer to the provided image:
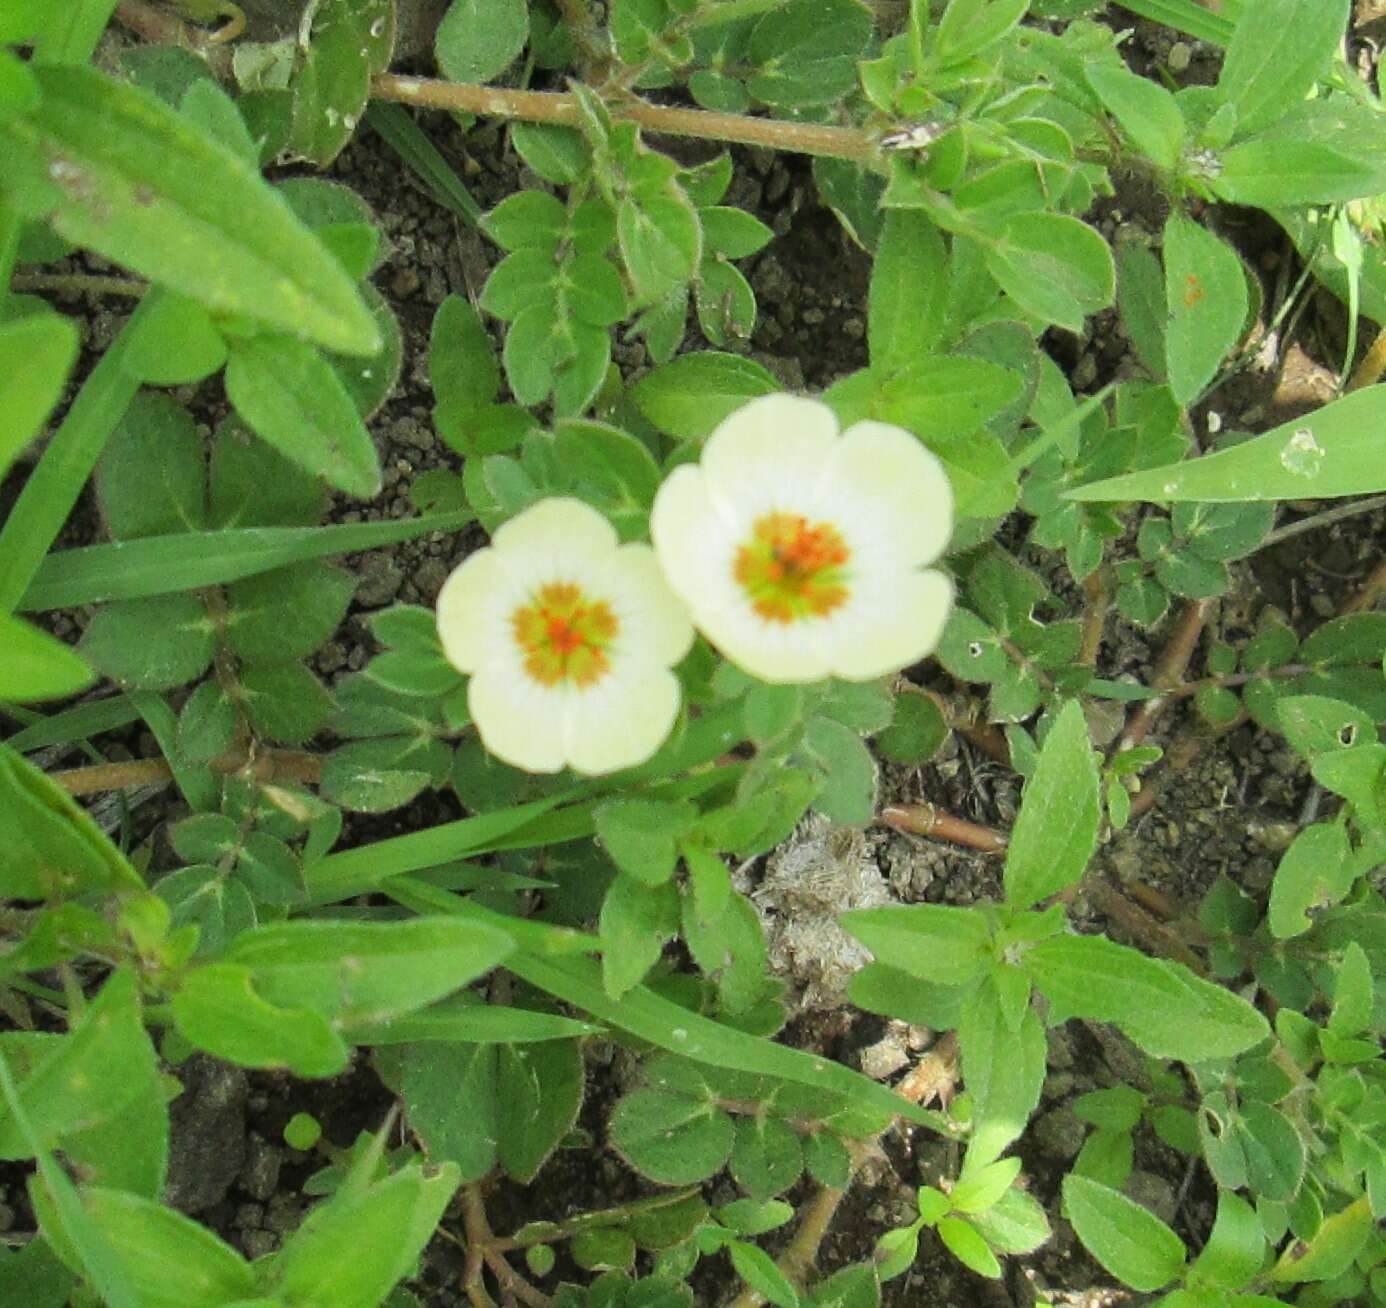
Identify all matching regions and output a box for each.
[512,581,618,687]
[733,511,851,623]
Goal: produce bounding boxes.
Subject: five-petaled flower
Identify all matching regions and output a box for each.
[650,394,954,684]
[436,498,693,775]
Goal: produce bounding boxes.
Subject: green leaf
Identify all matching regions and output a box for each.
[937,1216,1002,1279]
[745,0,871,108]
[729,1240,800,1307]
[240,661,335,745]
[436,0,528,82]
[1189,1191,1264,1291]
[399,1042,499,1179]
[1212,100,1386,207]
[80,594,215,690]
[984,213,1115,333]
[502,946,944,1131]
[875,692,947,764]
[225,562,355,663]
[868,210,947,371]
[171,963,349,1076]
[0,970,150,1159]
[1163,215,1248,406]
[610,1087,734,1185]
[0,745,144,900]
[0,312,78,477]
[1270,1196,1373,1284]
[840,903,990,987]
[35,1186,255,1308]
[430,294,501,435]
[1216,0,1349,136]
[0,615,93,703]
[730,1115,803,1200]
[95,392,206,540]
[935,0,1028,62]
[289,0,393,167]
[630,352,778,441]
[496,1039,585,1182]
[869,356,1027,444]
[268,1162,460,1308]
[1003,699,1100,910]
[594,799,694,886]
[6,65,378,354]
[120,289,226,385]
[1062,1175,1185,1292]
[618,190,702,301]
[510,121,587,184]
[600,874,680,999]
[1267,821,1354,939]
[1116,239,1168,380]
[1086,64,1184,170]
[225,333,381,498]
[1068,384,1386,501]
[967,1186,1051,1257]
[959,982,1045,1167]
[802,716,876,825]
[222,916,512,1024]
[1025,933,1269,1060]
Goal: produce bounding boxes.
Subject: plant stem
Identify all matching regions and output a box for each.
[0,290,163,613]
[491,1188,703,1252]
[1260,494,1386,549]
[879,803,1008,854]
[1117,597,1213,751]
[371,74,877,162]
[50,746,323,796]
[11,273,146,299]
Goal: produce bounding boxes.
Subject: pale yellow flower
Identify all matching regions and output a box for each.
[437,498,693,775]
[651,394,953,684]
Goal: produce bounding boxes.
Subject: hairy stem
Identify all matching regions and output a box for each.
[371,74,877,162]
[51,747,323,796]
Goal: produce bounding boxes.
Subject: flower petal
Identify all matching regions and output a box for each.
[650,465,744,621]
[695,602,836,684]
[823,568,955,681]
[596,542,695,668]
[562,665,682,775]
[699,394,838,518]
[830,420,954,567]
[436,547,516,674]
[490,496,618,583]
[468,667,567,773]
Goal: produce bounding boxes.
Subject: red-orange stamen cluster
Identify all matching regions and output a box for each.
[733,511,851,623]
[511,582,618,687]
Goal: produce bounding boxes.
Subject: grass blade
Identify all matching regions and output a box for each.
[0,291,158,613]
[1117,0,1234,44]
[2,696,137,753]
[21,510,474,611]
[365,104,483,226]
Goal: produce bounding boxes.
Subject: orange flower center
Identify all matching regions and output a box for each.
[733,511,851,624]
[511,582,619,687]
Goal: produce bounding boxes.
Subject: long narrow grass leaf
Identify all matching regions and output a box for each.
[3,696,139,753]
[21,510,473,610]
[365,104,483,226]
[0,1047,137,1308]
[1117,0,1233,44]
[501,948,954,1133]
[125,690,217,813]
[0,291,157,613]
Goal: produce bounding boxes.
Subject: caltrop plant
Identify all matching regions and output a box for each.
[3,0,1386,1304]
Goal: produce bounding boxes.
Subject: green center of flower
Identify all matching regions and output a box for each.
[733,511,851,624]
[511,582,619,687]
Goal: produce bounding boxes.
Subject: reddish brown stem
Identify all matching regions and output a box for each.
[879,803,1008,854]
[1118,597,1214,750]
